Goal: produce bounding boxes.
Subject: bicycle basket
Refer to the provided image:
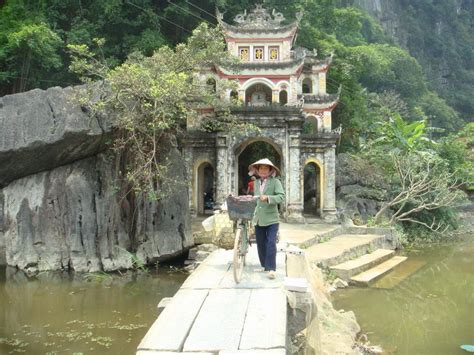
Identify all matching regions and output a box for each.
[226,195,257,221]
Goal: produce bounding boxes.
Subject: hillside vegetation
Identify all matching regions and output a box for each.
[1,0,472,241]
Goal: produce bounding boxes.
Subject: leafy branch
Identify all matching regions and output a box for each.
[374,153,466,232]
[68,23,240,200]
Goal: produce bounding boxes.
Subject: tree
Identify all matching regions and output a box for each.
[0,21,62,93]
[374,153,465,232]
[436,122,474,191]
[68,23,241,200]
[361,102,437,158]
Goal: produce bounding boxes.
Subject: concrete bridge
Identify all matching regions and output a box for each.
[137,246,288,355]
[137,221,403,354]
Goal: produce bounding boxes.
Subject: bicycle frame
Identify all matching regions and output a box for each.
[237,219,250,256]
[233,218,251,283]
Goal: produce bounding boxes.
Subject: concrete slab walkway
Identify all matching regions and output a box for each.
[137,246,287,354]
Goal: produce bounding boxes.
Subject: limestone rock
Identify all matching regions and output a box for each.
[336,153,389,224]
[0,85,111,188]
[1,150,192,272]
[333,278,349,289]
[0,191,4,265]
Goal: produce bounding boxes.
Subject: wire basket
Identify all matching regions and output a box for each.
[226,195,257,221]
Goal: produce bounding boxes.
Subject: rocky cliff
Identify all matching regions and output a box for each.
[353,0,474,121]
[0,86,193,272]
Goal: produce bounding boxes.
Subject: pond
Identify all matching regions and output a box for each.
[0,264,188,354]
[332,240,474,355]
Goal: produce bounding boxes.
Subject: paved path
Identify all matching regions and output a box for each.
[137,245,287,355]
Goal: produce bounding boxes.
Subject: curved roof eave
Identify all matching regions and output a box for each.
[219,21,298,38]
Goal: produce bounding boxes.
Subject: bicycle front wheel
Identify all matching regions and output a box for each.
[233,227,245,283]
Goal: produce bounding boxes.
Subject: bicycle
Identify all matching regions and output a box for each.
[226,195,257,283]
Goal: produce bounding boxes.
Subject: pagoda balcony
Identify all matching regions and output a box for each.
[297,92,339,105]
[230,102,302,114]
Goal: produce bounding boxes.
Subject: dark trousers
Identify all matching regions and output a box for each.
[255,223,279,271]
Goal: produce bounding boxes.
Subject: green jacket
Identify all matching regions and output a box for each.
[253,176,285,226]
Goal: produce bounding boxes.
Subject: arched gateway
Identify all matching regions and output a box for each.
[183,5,341,222]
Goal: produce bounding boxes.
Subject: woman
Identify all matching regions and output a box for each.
[248,158,285,279]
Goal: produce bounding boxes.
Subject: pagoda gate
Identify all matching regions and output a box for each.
[183,5,341,223]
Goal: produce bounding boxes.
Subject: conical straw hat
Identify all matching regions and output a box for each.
[248,158,280,176]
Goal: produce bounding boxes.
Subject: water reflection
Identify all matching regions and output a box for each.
[332,242,474,355]
[0,266,187,354]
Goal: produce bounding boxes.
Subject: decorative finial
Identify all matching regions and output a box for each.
[295,11,304,22]
[232,4,286,29]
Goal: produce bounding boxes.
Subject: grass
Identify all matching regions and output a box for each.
[115,246,149,272]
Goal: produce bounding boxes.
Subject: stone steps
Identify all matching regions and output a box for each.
[304,234,391,268]
[371,259,426,289]
[350,256,408,286]
[330,249,395,281]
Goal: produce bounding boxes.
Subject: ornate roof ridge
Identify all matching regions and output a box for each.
[217,5,302,31]
[219,21,298,34]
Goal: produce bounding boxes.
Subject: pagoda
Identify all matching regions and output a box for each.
[183,5,341,222]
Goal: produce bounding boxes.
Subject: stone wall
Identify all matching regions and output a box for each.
[0,86,193,272]
[287,254,361,354]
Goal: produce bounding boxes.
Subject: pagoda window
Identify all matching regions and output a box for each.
[245,83,272,106]
[230,90,238,101]
[239,47,250,61]
[302,78,312,94]
[254,47,264,61]
[269,47,279,61]
[206,78,216,93]
[279,90,288,105]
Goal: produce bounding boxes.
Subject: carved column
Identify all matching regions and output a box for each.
[238,89,245,103]
[286,135,305,223]
[289,76,298,105]
[272,90,279,104]
[318,72,327,95]
[323,111,332,132]
[215,134,229,205]
[183,144,196,217]
[323,146,337,221]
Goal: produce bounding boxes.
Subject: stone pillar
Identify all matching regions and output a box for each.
[183,146,196,217]
[272,90,279,104]
[323,111,332,132]
[313,72,319,95]
[318,72,326,95]
[323,147,337,222]
[289,76,298,105]
[238,89,245,103]
[286,135,305,223]
[215,134,229,205]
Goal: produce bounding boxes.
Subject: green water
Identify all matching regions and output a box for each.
[332,241,474,355]
[0,265,187,354]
